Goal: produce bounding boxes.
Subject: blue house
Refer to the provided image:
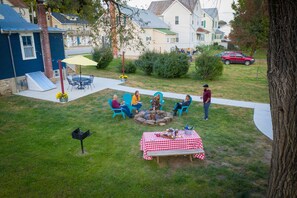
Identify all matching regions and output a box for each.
[0,4,65,93]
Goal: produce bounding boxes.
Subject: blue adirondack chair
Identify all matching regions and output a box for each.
[108,99,125,119]
[178,96,192,117]
[150,92,165,110]
[123,93,137,112]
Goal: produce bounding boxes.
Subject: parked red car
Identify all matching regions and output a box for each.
[221,52,255,66]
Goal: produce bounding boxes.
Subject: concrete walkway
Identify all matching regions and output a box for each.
[17,77,273,140]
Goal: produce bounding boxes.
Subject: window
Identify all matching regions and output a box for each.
[170,38,175,43]
[19,33,36,60]
[176,33,179,42]
[167,38,170,43]
[54,25,58,28]
[175,16,179,25]
[201,21,206,28]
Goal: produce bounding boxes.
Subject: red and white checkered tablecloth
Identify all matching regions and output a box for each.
[140,130,205,160]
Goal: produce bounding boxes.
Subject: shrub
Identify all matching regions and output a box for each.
[154,52,190,78]
[92,47,113,69]
[117,60,136,73]
[195,53,223,80]
[135,51,160,75]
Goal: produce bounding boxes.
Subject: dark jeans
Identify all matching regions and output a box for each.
[132,103,142,111]
[203,102,211,119]
[173,103,182,111]
[121,105,132,118]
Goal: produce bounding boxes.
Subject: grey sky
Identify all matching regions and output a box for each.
[127,0,235,23]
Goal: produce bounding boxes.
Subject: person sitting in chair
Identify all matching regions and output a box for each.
[112,95,133,118]
[151,94,161,110]
[172,95,191,116]
[132,90,142,113]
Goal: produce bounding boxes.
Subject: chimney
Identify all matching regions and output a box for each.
[37,0,53,78]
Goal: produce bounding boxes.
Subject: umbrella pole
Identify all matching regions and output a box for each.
[80,65,82,84]
[79,65,83,89]
[58,60,65,94]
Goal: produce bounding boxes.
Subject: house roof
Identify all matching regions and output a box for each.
[7,0,28,8]
[154,28,176,35]
[148,0,173,16]
[178,0,198,13]
[51,12,88,25]
[120,6,169,29]
[196,27,210,34]
[202,8,218,19]
[148,0,198,15]
[0,4,64,33]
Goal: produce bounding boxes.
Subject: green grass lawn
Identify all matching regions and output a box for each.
[0,90,271,197]
[83,56,269,103]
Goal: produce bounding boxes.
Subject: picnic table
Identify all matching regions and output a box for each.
[140,130,205,162]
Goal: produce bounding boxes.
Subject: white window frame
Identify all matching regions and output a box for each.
[19,33,36,60]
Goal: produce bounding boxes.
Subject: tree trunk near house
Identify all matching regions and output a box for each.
[110,2,118,57]
[267,0,297,197]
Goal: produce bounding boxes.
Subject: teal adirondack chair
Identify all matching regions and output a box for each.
[108,99,125,119]
[150,92,165,110]
[178,96,192,117]
[123,93,137,112]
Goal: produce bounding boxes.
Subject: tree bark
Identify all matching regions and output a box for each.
[267,0,297,197]
[110,2,118,57]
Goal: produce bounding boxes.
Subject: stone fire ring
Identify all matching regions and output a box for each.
[134,110,173,126]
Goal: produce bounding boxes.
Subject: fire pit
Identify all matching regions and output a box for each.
[134,110,173,126]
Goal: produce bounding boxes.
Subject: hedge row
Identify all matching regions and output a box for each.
[135,51,190,78]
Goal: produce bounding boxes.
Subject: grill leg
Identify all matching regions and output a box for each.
[80,139,84,154]
[157,156,160,164]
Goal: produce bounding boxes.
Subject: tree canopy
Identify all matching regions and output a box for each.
[230,0,269,56]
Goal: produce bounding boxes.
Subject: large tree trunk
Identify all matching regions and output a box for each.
[267,0,297,197]
[110,2,118,57]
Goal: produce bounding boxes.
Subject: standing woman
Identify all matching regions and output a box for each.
[132,90,142,113]
[202,84,211,120]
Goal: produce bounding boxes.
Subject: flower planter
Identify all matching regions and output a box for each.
[120,78,127,82]
[59,97,68,103]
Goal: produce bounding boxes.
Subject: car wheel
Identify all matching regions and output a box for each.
[225,60,230,65]
[245,61,251,66]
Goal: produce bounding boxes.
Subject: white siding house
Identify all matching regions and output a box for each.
[3,0,30,22]
[202,8,224,44]
[148,0,205,51]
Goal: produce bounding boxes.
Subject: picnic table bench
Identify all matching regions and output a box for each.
[147,148,205,164]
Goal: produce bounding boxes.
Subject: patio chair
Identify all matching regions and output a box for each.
[178,95,192,117]
[89,75,95,87]
[150,92,165,110]
[82,79,92,90]
[123,93,137,112]
[66,77,79,91]
[108,99,126,119]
